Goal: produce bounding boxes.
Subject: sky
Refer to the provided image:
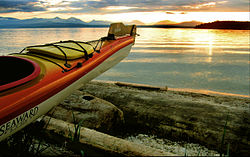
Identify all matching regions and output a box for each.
[0,0,249,24]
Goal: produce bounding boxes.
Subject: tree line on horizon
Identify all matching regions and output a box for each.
[195,21,250,30]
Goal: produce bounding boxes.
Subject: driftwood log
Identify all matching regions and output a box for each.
[42,116,176,156]
[47,91,124,133]
[79,81,250,156]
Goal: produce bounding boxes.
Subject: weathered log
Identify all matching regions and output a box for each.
[79,81,250,156]
[47,91,124,133]
[115,81,168,91]
[42,116,176,156]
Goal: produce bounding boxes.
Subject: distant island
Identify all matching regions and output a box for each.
[195,21,250,30]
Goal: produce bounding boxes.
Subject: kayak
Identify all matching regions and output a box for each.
[0,23,136,141]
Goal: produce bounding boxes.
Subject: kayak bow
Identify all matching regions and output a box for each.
[0,23,136,141]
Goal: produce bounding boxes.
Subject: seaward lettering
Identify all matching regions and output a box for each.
[0,106,39,137]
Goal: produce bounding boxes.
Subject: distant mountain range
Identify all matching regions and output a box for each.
[2,17,247,29]
[153,20,203,28]
[126,20,203,27]
[0,17,111,28]
[0,16,204,28]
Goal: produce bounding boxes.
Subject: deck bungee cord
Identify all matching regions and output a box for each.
[11,36,108,73]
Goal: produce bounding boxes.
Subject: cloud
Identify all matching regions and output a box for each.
[62,0,180,14]
[70,0,249,13]
[0,0,46,13]
[0,0,248,14]
[166,11,175,14]
[176,0,248,11]
[182,1,218,10]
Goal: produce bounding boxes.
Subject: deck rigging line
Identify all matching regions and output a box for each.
[15,38,105,72]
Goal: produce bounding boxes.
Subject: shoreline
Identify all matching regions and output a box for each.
[94,80,250,98]
[168,87,249,98]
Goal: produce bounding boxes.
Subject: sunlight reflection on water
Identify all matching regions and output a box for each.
[106,28,249,96]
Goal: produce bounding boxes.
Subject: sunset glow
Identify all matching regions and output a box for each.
[0,0,249,24]
[104,6,138,10]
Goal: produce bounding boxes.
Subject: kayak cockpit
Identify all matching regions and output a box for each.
[0,56,41,91]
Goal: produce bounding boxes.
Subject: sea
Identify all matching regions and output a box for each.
[0,27,249,97]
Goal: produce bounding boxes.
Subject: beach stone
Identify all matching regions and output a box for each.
[46,90,124,133]
[79,81,250,156]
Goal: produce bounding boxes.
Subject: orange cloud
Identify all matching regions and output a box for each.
[166,11,175,14]
[183,1,223,10]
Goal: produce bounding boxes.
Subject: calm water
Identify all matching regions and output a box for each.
[0,28,249,96]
